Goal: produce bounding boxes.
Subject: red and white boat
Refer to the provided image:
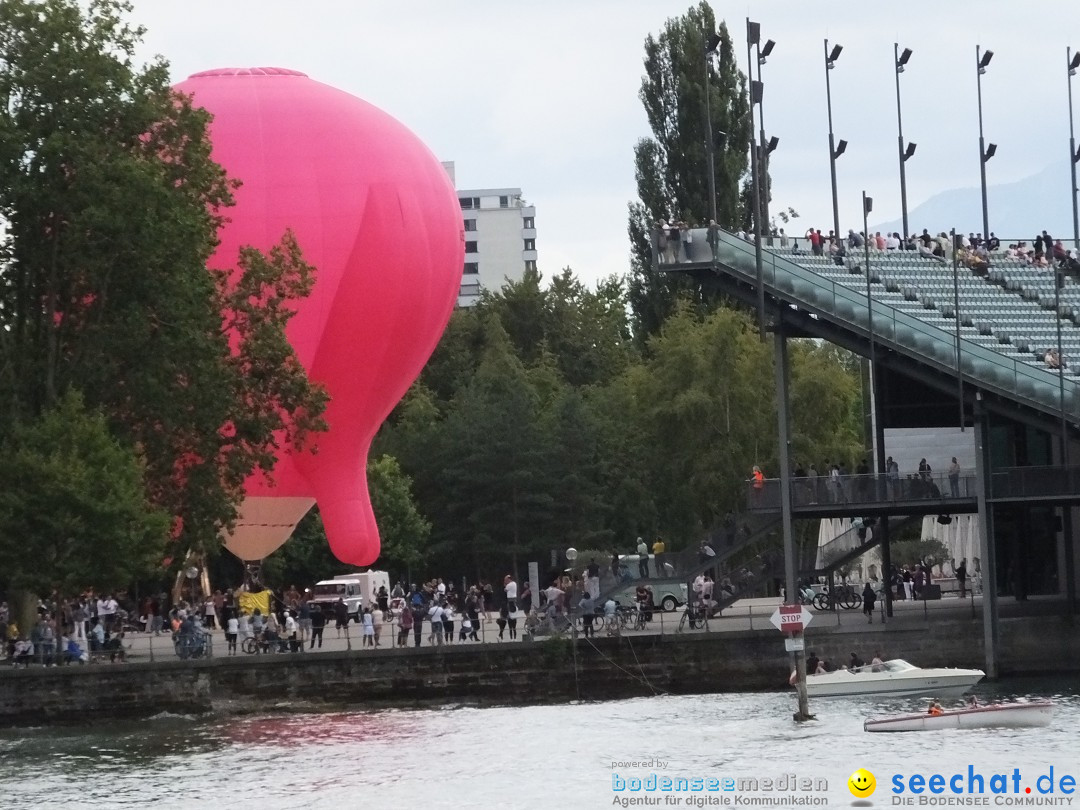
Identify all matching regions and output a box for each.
[864,701,1054,732]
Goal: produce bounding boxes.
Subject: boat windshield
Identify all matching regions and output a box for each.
[883,659,916,672]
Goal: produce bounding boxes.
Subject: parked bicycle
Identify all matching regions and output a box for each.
[812,584,860,611]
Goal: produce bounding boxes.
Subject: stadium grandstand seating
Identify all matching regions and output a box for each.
[654,227,1079,422]
[773,246,1080,379]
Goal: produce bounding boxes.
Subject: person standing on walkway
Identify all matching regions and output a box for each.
[333,598,348,638]
[504,575,517,616]
[396,604,412,647]
[707,220,721,262]
[309,606,325,649]
[956,558,968,598]
[652,537,666,576]
[578,593,595,638]
[862,582,876,624]
[224,614,238,655]
[948,457,961,497]
[411,603,424,648]
[636,537,649,578]
[428,601,445,646]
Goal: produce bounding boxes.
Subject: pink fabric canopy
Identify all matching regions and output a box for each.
[175,68,463,564]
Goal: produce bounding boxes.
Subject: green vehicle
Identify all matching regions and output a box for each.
[611,580,688,613]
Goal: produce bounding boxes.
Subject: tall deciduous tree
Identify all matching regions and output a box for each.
[628,1,753,337]
[0,0,327,570]
[0,391,170,596]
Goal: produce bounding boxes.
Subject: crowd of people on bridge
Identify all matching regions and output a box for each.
[754,454,967,504]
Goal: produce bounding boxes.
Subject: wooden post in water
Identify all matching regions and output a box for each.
[775,330,814,722]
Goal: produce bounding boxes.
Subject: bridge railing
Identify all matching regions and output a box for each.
[989,465,1080,499]
[747,471,977,512]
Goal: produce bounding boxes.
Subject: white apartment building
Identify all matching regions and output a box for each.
[443,162,537,307]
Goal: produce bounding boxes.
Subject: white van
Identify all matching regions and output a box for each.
[310,571,390,622]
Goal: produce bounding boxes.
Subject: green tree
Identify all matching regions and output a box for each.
[368,454,431,578]
[0,0,327,571]
[0,391,170,596]
[262,456,430,587]
[433,316,556,578]
[628,1,752,337]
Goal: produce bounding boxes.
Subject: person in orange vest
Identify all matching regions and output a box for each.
[751,466,765,500]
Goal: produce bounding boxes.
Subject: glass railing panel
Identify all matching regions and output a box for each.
[676,229,1080,420]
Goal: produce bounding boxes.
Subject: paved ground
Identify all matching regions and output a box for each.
[110,590,1059,663]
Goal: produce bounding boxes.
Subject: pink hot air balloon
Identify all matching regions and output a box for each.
[174,67,463,566]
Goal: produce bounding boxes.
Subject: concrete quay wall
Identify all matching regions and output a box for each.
[0,614,1076,726]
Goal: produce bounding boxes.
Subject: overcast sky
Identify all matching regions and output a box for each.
[133,0,1080,286]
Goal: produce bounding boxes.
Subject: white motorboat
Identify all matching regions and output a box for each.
[865,701,1054,732]
[803,659,984,699]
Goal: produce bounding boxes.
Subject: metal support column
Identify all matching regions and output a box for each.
[973,404,1000,678]
[776,329,812,721]
[873,361,892,619]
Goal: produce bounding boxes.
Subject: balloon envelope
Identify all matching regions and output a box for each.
[175,67,463,564]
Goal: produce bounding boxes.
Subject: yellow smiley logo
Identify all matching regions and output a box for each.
[848,768,876,798]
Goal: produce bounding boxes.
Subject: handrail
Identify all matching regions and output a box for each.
[658,228,1080,421]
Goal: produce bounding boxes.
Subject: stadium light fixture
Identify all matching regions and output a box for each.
[1070,50,1080,75]
[766,136,779,154]
[976,46,993,240]
[759,39,775,64]
[706,32,722,55]
[895,44,914,238]
[825,39,844,238]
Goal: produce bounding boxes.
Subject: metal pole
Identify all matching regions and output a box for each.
[704,30,718,225]
[953,228,964,430]
[1069,47,1079,254]
[1057,269,1068,466]
[756,43,770,244]
[825,39,841,242]
[863,192,874,385]
[973,404,999,678]
[749,20,765,339]
[894,44,910,241]
[977,46,990,241]
[775,330,812,721]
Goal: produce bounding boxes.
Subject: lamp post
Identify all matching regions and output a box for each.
[756,37,775,243]
[1068,47,1080,254]
[748,18,766,337]
[825,40,845,243]
[863,192,878,472]
[703,30,723,225]
[894,45,916,241]
[976,46,995,242]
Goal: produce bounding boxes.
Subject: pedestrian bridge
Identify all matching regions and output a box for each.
[746,465,1080,518]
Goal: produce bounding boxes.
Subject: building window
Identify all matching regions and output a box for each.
[459,197,480,209]
[523,238,536,252]
[523,216,534,230]
[463,262,479,275]
[499,195,510,208]
[464,219,476,232]
[525,260,537,272]
[465,241,478,254]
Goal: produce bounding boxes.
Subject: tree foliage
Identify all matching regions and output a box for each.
[262,455,431,587]
[0,391,170,595]
[0,0,327,582]
[374,269,865,586]
[628,1,753,337]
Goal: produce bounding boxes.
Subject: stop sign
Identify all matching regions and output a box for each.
[770,605,812,634]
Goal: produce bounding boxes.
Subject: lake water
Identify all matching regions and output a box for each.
[1,678,1077,809]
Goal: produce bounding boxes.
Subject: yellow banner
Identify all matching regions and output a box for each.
[237,589,272,616]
